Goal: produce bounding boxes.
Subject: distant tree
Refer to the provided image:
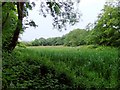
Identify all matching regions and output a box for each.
[20,41,32,46]
[31,37,65,46]
[64,29,89,46]
[31,39,40,46]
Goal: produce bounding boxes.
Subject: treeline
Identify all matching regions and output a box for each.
[20,2,120,47]
[21,29,90,47]
[32,37,65,46]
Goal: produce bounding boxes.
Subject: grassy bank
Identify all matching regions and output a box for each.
[2,45,119,89]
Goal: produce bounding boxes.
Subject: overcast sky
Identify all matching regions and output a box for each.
[20,0,106,41]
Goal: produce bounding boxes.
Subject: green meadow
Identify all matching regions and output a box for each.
[2,45,119,89]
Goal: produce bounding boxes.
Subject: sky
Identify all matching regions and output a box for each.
[20,0,106,41]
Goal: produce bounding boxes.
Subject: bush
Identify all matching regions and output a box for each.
[2,50,74,89]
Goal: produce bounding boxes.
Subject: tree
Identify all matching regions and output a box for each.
[90,2,120,47]
[2,1,81,51]
[64,29,89,46]
[2,2,18,50]
[31,37,65,46]
[2,2,36,51]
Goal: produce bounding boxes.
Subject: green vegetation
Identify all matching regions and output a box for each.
[30,29,89,47]
[90,4,120,47]
[2,1,120,89]
[2,46,119,88]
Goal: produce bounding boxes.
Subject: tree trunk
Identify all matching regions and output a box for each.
[7,2,24,51]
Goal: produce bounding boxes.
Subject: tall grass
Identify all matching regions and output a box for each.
[2,45,119,88]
